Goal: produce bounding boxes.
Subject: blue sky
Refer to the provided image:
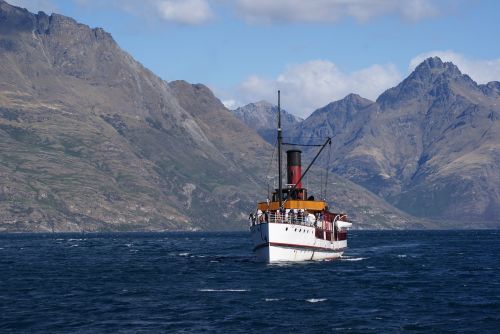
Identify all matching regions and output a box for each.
[9,0,500,117]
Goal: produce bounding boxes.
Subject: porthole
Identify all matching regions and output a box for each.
[299,229,301,232]
[295,228,297,232]
[286,227,288,231]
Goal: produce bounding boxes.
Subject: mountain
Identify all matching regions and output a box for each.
[230,99,428,229]
[0,0,272,231]
[231,101,302,144]
[0,0,426,231]
[289,93,373,146]
[290,57,500,226]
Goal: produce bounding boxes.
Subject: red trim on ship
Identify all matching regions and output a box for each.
[253,241,346,253]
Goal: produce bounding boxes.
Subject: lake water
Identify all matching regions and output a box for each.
[0,230,499,333]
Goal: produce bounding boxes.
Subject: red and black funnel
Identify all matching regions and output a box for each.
[287,150,302,188]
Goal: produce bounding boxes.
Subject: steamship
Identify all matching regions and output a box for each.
[249,91,352,262]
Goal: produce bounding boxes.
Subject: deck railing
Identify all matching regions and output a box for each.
[250,212,317,227]
[249,212,349,241]
[268,212,310,225]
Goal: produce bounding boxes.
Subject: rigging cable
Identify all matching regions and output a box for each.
[324,139,332,200]
[320,167,323,201]
[282,142,324,147]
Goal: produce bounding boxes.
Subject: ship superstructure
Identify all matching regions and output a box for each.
[250,91,351,262]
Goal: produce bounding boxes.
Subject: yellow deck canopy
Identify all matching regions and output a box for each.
[257,200,327,212]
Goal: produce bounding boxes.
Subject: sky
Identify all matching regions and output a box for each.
[8,0,500,118]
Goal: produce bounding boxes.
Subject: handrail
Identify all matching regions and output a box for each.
[267,212,309,225]
[249,211,351,233]
[250,212,318,227]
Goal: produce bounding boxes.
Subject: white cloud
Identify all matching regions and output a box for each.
[15,0,454,26]
[230,60,401,118]
[225,51,500,118]
[7,0,57,13]
[73,0,213,25]
[222,99,238,110]
[410,51,500,84]
[233,0,439,24]
[154,0,213,25]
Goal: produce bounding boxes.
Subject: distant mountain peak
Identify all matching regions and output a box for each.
[342,93,371,104]
[0,0,114,43]
[237,100,275,111]
[230,100,302,143]
[413,56,462,79]
[419,56,445,69]
[318,93,372,113]
[376,57,477,105]
[252,100,274,108]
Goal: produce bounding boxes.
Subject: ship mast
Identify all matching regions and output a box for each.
[277,90,283,208]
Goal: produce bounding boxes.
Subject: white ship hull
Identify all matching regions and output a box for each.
[250,222,346,262]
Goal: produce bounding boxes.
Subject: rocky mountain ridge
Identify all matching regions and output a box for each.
[0,0,272,231]
[0,0,426,231]
[288,57,500,225]
[231,100,302,144]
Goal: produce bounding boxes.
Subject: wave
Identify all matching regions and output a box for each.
[268,260,315,267]
[264,298,281,302]
[306,298,327,303]
[341,256,367,261]
[198,289,249,292]
[365,242,422,253]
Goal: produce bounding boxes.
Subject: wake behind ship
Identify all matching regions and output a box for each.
[250,91,352,262]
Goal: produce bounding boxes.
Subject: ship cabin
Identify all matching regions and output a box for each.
[252,149,349,241]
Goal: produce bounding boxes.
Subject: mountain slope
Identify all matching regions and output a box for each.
[289,93,373,148]
[0,0,272,231]
[0,1,426,231]
[231,101,302,144]
[291,57,500,225]
[378,58,500,221]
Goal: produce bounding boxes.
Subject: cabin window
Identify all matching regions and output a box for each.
[315,229,323,239]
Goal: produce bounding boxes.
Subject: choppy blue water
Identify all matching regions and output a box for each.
[0,230,499,333]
